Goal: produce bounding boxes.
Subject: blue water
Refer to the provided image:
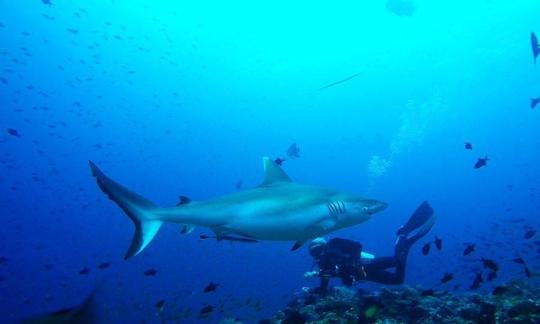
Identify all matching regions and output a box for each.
[1,0,540,322]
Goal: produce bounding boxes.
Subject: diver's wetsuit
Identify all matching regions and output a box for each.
[315,238,407,293]
[313,201,434,293]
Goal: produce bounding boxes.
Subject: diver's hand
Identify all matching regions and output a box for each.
[304,271,319,279]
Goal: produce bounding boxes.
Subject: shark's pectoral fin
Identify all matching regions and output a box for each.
[291,240,306,251]
[305,218,336,233]
[211,225,231,241]
[179,224,195,235]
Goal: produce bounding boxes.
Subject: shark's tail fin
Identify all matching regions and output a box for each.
[89,161,163,259]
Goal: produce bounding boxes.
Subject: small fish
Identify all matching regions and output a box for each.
[531,97,540,109]
[317,72,362,91]
[79,267,90,275]
[434,236,442,251]
[144,268,157,276]
[199,305,214,315]
[512,257,525,265]
[274,158,286,166]
[464,142,472,150]
[524,229,536,239]
[286,143,300,158]
[492,285,507,296]
[470,273,483,290]
[176,195,191,206]
[481,258,499,272]
[420,289,434,297]
[532,32,540,63]
[463,244,475,256]
[7,128,20,137]
[98,262,111,269]
[474,157,488,169]
[66,28,79,34]
[234,180,243,189]
[203,282,219,293]
[421,242,431,255]
[41,0,52,5]
[155,299,165,312]
[440,272,453,284]
[524,265,532,278]
[486,271,497,282]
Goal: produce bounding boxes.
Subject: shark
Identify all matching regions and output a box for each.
[89,157,387,259]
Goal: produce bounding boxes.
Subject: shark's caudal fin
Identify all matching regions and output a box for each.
[89,161,163,259]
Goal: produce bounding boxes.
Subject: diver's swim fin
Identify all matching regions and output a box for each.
[397,201,434,236]
[395,214,435,260]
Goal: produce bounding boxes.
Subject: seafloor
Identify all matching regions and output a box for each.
[222,280,540,323]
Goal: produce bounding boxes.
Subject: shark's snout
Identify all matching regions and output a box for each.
[366,200,388,215]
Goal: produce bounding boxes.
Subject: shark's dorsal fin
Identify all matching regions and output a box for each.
[260,156,292,186]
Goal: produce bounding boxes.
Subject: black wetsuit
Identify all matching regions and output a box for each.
[315,238,407,293]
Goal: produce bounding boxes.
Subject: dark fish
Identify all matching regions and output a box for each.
[470,273,483,290]
[235,180,243,189]
[531,98,540,109]
[463,244,475,256]
[481,258,499,272]
[98,262,110,269]
[524,229,536,239]
[79,267,90,275]
[421,242,431,255]
[434,236,442,251]
[274,158,286,166]
[203,282,219,293]
[317,72,362,91]
[524,265,532,278]
[532,32,540,63]
[512,257,525,265]
[20,287,100,324]
[465,142,472,150]
[474,157,488,169]
[492,285,507,296]
[144,268,157,276]
[420,289,434,296]
[176,195,191,206]
[199,233,258,243]
[41,0,52,5]
[7,128,20,137]
[155,299,165,312]
[286,143,300,158]
[0,256,6,264]
[440,273,453,284]
[486,271,497,282]
[199,305,214,315]
[66,28,79,34]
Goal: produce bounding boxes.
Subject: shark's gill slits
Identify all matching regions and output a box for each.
[327,201,346,216]
[327,203,337,216]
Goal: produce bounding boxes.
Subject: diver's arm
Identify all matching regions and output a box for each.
[360,251,375,263]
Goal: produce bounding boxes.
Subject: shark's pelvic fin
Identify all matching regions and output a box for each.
[291,240,305,251]
[89,161,163,259]
[179,224,195,235]
[260,156,292,186]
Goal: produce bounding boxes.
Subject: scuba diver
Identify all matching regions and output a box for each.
[305,201,435,294]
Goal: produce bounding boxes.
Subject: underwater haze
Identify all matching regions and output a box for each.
[1,0,540,323]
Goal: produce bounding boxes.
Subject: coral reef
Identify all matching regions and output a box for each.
[266,280,540,323]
